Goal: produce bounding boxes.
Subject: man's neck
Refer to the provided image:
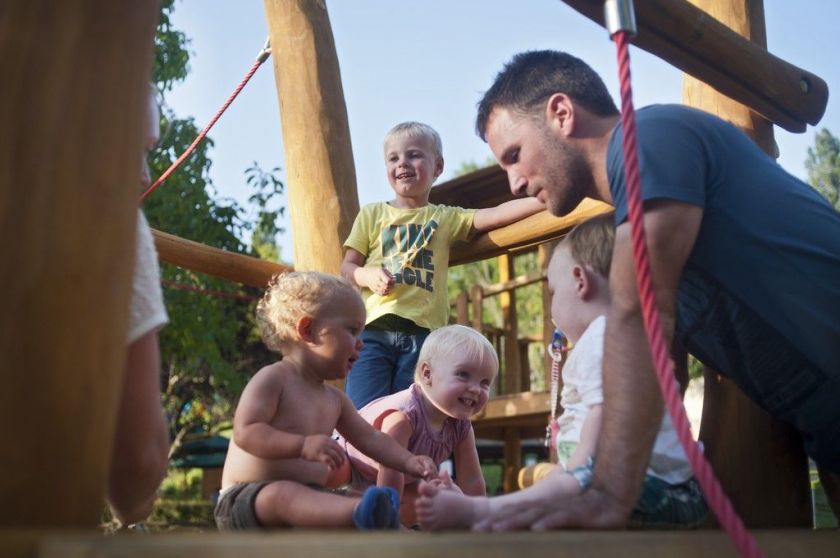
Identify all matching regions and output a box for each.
[578,113,620,205]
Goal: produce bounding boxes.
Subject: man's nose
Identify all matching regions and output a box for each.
[509,171,527,197]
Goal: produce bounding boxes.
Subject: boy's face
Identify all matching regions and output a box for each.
[384,133,442,204]
[308,295,365,381]
[547,244,581,339]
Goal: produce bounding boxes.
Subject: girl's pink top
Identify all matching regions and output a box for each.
[341,383,471,484]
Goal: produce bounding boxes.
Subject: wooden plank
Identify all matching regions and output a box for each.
[153,229,291,288]
[4,529,836,558]
[560,0,828,132]
[0,0,157,528]
[450,199,614,266]
[482,270,545,298]
[475,392,551,421]
[263,0,359,273]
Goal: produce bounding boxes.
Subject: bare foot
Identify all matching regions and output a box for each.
[473,470,585,531]
[415,480,489,530]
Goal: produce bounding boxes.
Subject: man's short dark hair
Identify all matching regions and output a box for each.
[476,50,619,141]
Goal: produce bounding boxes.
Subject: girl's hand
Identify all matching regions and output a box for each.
[405,455,437,480]
[301,434,345,469]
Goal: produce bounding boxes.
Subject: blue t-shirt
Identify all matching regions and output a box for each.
[606,105,840,460]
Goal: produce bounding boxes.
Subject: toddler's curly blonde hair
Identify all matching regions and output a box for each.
[256,271,361,352]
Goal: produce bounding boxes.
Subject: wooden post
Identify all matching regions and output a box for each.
[683,0,811,528]
[499,254,521,395]
[455,291,469,325]
[539,242,557,390]
[262,0,359,274]
[0,0,157,527]
[503,428,522,494]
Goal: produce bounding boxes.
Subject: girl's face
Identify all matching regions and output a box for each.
[421,353,496,420]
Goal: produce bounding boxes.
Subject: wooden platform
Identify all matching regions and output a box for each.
[3,529,839,558]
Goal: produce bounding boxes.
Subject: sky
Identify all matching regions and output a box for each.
[165,1,839,265]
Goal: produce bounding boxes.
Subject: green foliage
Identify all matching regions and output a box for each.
[805,128,840,211]
[145,2,285,459]
[153,0,191,92]
[246,162,286,262]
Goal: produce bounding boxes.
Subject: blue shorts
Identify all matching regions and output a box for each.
[570,459,708,528]
[676,268,840,472]
[345,315,429,409]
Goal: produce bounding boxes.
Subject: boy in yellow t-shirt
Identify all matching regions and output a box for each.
[341,121,543,408]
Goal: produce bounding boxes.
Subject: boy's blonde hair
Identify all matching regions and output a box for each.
[414,324,499,383]
[561,213,615,278]
[384,121,443,161]
[256,271,361,352]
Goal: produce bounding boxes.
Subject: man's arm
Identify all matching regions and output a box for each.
[107,329,169,524]
[533,200,702,529]
[472,197,544,232]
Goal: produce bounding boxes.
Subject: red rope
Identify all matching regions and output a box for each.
[141,53,269,202]
[612,31,763,558]
[161,278,260,301]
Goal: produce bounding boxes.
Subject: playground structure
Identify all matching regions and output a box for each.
[0,0,837,556]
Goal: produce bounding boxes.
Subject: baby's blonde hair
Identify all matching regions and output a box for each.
[256,271,361,352]
[414,324,499,383]
[561,213,615,278]
[384,121,443,161]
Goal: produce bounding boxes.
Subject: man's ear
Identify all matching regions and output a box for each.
[296,315,316,343]
[545,93,575,137]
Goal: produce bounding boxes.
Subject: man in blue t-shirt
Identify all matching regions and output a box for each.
[471,49,840,530]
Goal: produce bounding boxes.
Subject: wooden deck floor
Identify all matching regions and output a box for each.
[4,528,839,558]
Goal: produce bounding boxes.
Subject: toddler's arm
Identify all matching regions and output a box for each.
[472,197,544,233]
[341,248,395,295]
[565,404,602,470]
[336,392,436,479]
[375,411,414,494]
[452,428,486,496]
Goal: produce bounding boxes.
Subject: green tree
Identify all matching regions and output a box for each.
[145,1,284,455]
[805,128,840,211]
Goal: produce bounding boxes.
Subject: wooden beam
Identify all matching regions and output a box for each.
[681,0,811,529]
[682,0,775,154]
[474,392,551,422]
[263,0,359,273]
[561,0,828,132]
[0,0,157,528]
[450,199,613,266]
[9,528,838,558]
[152,229,291,289]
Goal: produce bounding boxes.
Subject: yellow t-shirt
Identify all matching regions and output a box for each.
[344,202,475,330]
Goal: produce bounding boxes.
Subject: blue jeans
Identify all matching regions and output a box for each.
[345,327,429,409]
